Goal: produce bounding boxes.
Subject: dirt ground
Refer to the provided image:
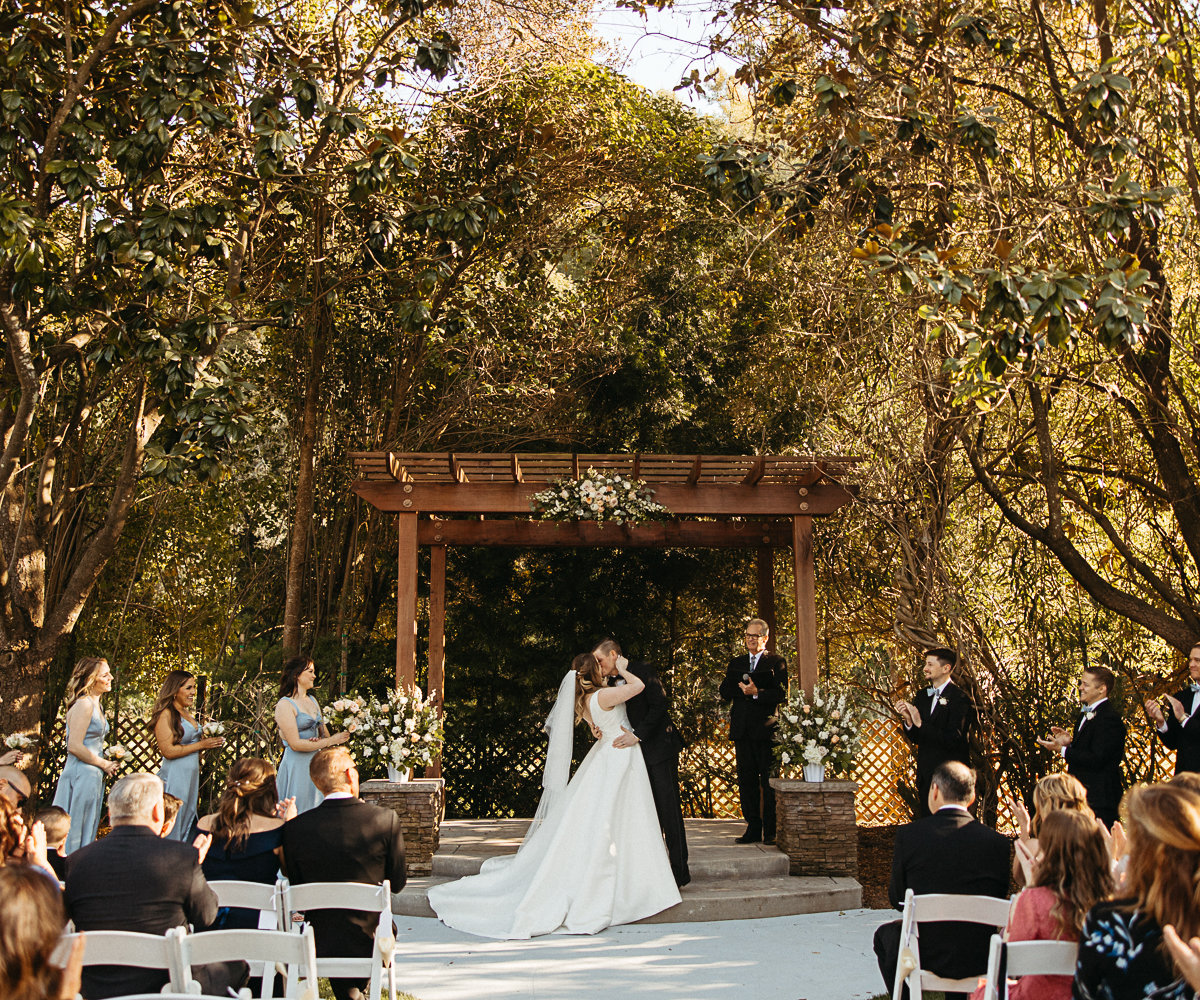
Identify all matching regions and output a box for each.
[857,824,898,910]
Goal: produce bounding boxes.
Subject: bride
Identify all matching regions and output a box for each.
[427,652,682,938]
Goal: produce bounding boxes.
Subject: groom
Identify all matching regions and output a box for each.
[592,638,691,887]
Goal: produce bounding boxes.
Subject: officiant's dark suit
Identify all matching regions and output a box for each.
[613,653,690,887]
[64,825,241,999]
[1157,682,1200,774]
[872,764,1011,1000]
[281,751,406,1000]
[719,636,787,843]
[1065,697,1126,827]
[903,681,976,817]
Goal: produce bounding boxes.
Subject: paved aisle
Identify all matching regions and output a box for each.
[393,908,891,1000]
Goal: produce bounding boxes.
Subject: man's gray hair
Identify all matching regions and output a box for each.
[747,618,769,634]
[108,772,163,823]
[931,761,975,804]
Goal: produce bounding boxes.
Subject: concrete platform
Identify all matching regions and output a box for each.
[397,818,862,922]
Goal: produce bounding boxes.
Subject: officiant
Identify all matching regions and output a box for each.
[720,618,787,845]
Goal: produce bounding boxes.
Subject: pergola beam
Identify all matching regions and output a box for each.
[420,519,794,547]
[354,482,855,516]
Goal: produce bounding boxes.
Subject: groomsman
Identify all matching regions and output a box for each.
[892,647,976,817]
[1038,665,1126,827]
[719,618,787,844]
[1145,642,1200,775]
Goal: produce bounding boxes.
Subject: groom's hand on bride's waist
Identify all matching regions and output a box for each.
[612,726,640,749]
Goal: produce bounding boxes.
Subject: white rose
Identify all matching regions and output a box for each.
[391,725,401,734]
[423,733,433,742]
[363,747,373,756]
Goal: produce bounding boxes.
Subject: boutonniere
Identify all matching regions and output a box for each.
[938,696,948,706]
[1081,708,1096,722]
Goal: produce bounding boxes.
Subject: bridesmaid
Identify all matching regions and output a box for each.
[151,670,226,841]
[273,656,348,813]
[52,657,119,852]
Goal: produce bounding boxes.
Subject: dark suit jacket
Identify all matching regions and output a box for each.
[719,652,788,742]
[280,796,406,957]
[1065,699,1126,822]
[64,825,220,999]
[903,681,975,789]
[622,659,684,767]
[1158,686,1200,774]
[888,808,1012,978]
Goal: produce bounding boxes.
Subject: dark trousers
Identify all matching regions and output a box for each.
[734,739,776,837]
[311,919,372,1000]
[645,754,689,884]
[872,918,972,1000]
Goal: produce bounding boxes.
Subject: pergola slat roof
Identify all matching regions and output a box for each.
[351,451,860,488]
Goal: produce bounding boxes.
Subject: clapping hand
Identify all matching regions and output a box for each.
[1036,725,1072,751]
[1145,698,1167,725]
[275,796,297,822]
[1166,694,1187,722]
[192,831,212,865]
[892,700,919,728]
[1164,926,1200,993]
[1006,795,1032,842]
[1015,838,1041,886]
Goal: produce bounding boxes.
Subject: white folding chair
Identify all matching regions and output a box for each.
[892,889,1014,1000]
[209,879,284,927]
[175,925,320,1000]
[981,932,1078,1000]
[52,927,187,993]
[280,879,397,1000]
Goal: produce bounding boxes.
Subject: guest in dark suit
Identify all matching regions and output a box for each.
[873,761,1012,1000]
[892,647,977,816]
[63,772,246,1000]
[1145,642,1200,775]
[1038,665,1126,827]
[719,618,787,844]
[592,638,691,887]
[280,747,406,1000]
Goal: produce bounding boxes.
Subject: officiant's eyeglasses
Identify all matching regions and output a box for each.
[744,631,765,638]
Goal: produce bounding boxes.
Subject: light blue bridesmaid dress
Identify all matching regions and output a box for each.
[276,696,323,813]
[52,701,108,853]
[158,716,201,841]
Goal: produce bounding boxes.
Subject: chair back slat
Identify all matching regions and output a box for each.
[284,879,391,914]
[209,879,279,911]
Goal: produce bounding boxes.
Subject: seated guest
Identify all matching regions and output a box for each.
[194,757,295,929]
[873,761,1011,1000]
[0,798,55,881]
[0,764,30,810]
[971,809,1112,1000]
[0,865,82,1000]
[161,792,182,838]
[62,772,247,1000]
[34,807,70,881]
[281,747,406,1000]
[1074,782,1200,999]
[1011,772,1094,885]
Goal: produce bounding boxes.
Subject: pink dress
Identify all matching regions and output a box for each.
[969,886,1075,1000]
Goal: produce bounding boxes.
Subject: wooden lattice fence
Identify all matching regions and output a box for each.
[27,713,1178,830]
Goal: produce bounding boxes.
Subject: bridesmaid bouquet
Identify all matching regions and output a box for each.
[4,733,35,751]
[104,743,129,761]
[369,687,443,771]
[201,720,226,737]
[322,695,374,756]
[774,685,860,777]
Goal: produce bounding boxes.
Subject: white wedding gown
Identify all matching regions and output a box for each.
[427,690,681,938]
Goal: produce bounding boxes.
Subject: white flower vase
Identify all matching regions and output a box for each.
[803,763,826,783]
[387,765,412,782]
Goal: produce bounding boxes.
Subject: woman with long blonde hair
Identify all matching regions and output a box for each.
[150,670,225,841]
[1010,772,1095,886]
[1074,782,1200,998]
[51,657,118,852]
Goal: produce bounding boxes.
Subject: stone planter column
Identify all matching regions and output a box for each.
[360,778,445,876]
[770,778,858,877]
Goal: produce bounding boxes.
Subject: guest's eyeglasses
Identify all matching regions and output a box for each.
[744,632,765,639]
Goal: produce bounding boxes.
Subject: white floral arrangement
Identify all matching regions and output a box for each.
[104,743,128,761]
[774,684,859,777]
[529,468,671,525]
[322,694,375,758]
[200,720,226,737]
[368,687,443,772]
[4,732,35,751]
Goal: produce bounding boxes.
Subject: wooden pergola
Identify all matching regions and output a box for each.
[350,452,859,703]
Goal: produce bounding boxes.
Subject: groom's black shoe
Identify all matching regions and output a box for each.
[735,827,762,844]
[763,833,776,846]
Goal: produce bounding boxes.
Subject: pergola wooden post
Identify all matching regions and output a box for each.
[355,453,858,709]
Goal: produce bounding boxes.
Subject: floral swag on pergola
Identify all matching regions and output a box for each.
[529,468,673,525]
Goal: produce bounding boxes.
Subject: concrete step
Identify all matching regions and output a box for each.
[396,874,862,923]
